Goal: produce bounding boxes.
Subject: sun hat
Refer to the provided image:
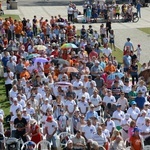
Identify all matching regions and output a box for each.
[30,119,37,125]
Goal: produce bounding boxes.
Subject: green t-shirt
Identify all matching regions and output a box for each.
[128,91,137,104]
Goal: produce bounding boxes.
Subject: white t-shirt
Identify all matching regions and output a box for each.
[127,107,140,120]
[4,72,14,84]
[26,107,35,115]
[9,90,18,99]
[18,99,26,108]
[82,125,96,139]
[141,125,150,139]
[106,120,115,133]
[65,100,76,113]
[121,118,132,130]
[122,85,132,93]
[89,95,102,111]
[73,80,83,97]
[103,48,112,57]
[45,120,58,135]
[103,95,116,105]
[136,116,145,130]
[41,103,52,113]
[112,110,125,126]
[78,101,89,114]
[136,86,147,97]
[10,103,23,116]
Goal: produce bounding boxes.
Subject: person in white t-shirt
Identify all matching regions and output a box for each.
[9,85,18,103]
[141,117,150,141]
[40,98,52,115]
[78,94,89,115]
[44,116,58,149]
[136,80,147,97]
[10,98,23,116]
[89,89,102,116]
[112,104,125,127]
[4,68,14,98]
[136,110,147,130]
[82,119,96,141]
[65,95,76,117]
[73,76,83,99]
[105,115,115,134]
[127,101,140,121]
[121,113,132,140]
[103,89,116,106]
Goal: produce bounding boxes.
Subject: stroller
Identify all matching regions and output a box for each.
[6,137,22,150]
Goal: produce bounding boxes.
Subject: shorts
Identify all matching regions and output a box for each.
[116,13,120,17]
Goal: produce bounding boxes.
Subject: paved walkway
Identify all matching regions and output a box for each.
[2,5,150,64]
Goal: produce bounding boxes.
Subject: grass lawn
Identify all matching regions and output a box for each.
[138,27,150,34]
[1,14,20,20]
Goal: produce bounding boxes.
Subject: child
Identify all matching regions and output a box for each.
[135,44,142,61]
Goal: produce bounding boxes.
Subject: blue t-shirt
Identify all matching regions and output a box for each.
[135,96,145,109]
[123,55,131,68]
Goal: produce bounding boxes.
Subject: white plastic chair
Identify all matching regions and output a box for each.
[57,132,74,149]
[21,141,36,150]
[37,139,51,150]
[144,145,150,150]
[126,147,131,150]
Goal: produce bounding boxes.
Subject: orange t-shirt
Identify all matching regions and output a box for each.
[129,135,142,150]
[14,25,22,34]
[20,71,30,80]
[104,65,116,73]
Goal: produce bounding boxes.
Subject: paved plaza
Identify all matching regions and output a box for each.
[2,3,150,64]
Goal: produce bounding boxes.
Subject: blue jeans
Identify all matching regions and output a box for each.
[137,9,141,18]
[46,135,57,148]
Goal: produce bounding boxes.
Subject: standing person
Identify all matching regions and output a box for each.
[123,50,131,76]
[130,60,138,85]
[100,24,106,45]
[32,16,38,36]
[134,44,142,61]
[86,7,92,23]
[44,116,58,150]
[109,30,116,51]
[14,111,28,143]
[123,38,134,52]
[106,19,111,37]
[4,68,14,98]
[129,127,144,150]
[136,1,142,18]
[67,5,74,22]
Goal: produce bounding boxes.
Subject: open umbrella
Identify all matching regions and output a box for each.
[26,54,40,60]
[51,58,70,66]
[62,67,78,73]
[139,69,150,82]
[61,43,78,49]
[34,57,48,63]
[33,45,47,51]
[55,82,73,88]
[107,72,124,80]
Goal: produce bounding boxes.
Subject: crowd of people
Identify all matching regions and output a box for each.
[67,1,143,23]
[0,1,149,149]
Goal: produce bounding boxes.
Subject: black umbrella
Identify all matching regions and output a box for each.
[51,58,70,66]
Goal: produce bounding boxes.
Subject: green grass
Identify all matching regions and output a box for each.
[138,27,150,34]
[0,79,10,117]
[1,14,20,20]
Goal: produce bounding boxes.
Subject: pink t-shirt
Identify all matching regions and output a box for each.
[128,127,134,138]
